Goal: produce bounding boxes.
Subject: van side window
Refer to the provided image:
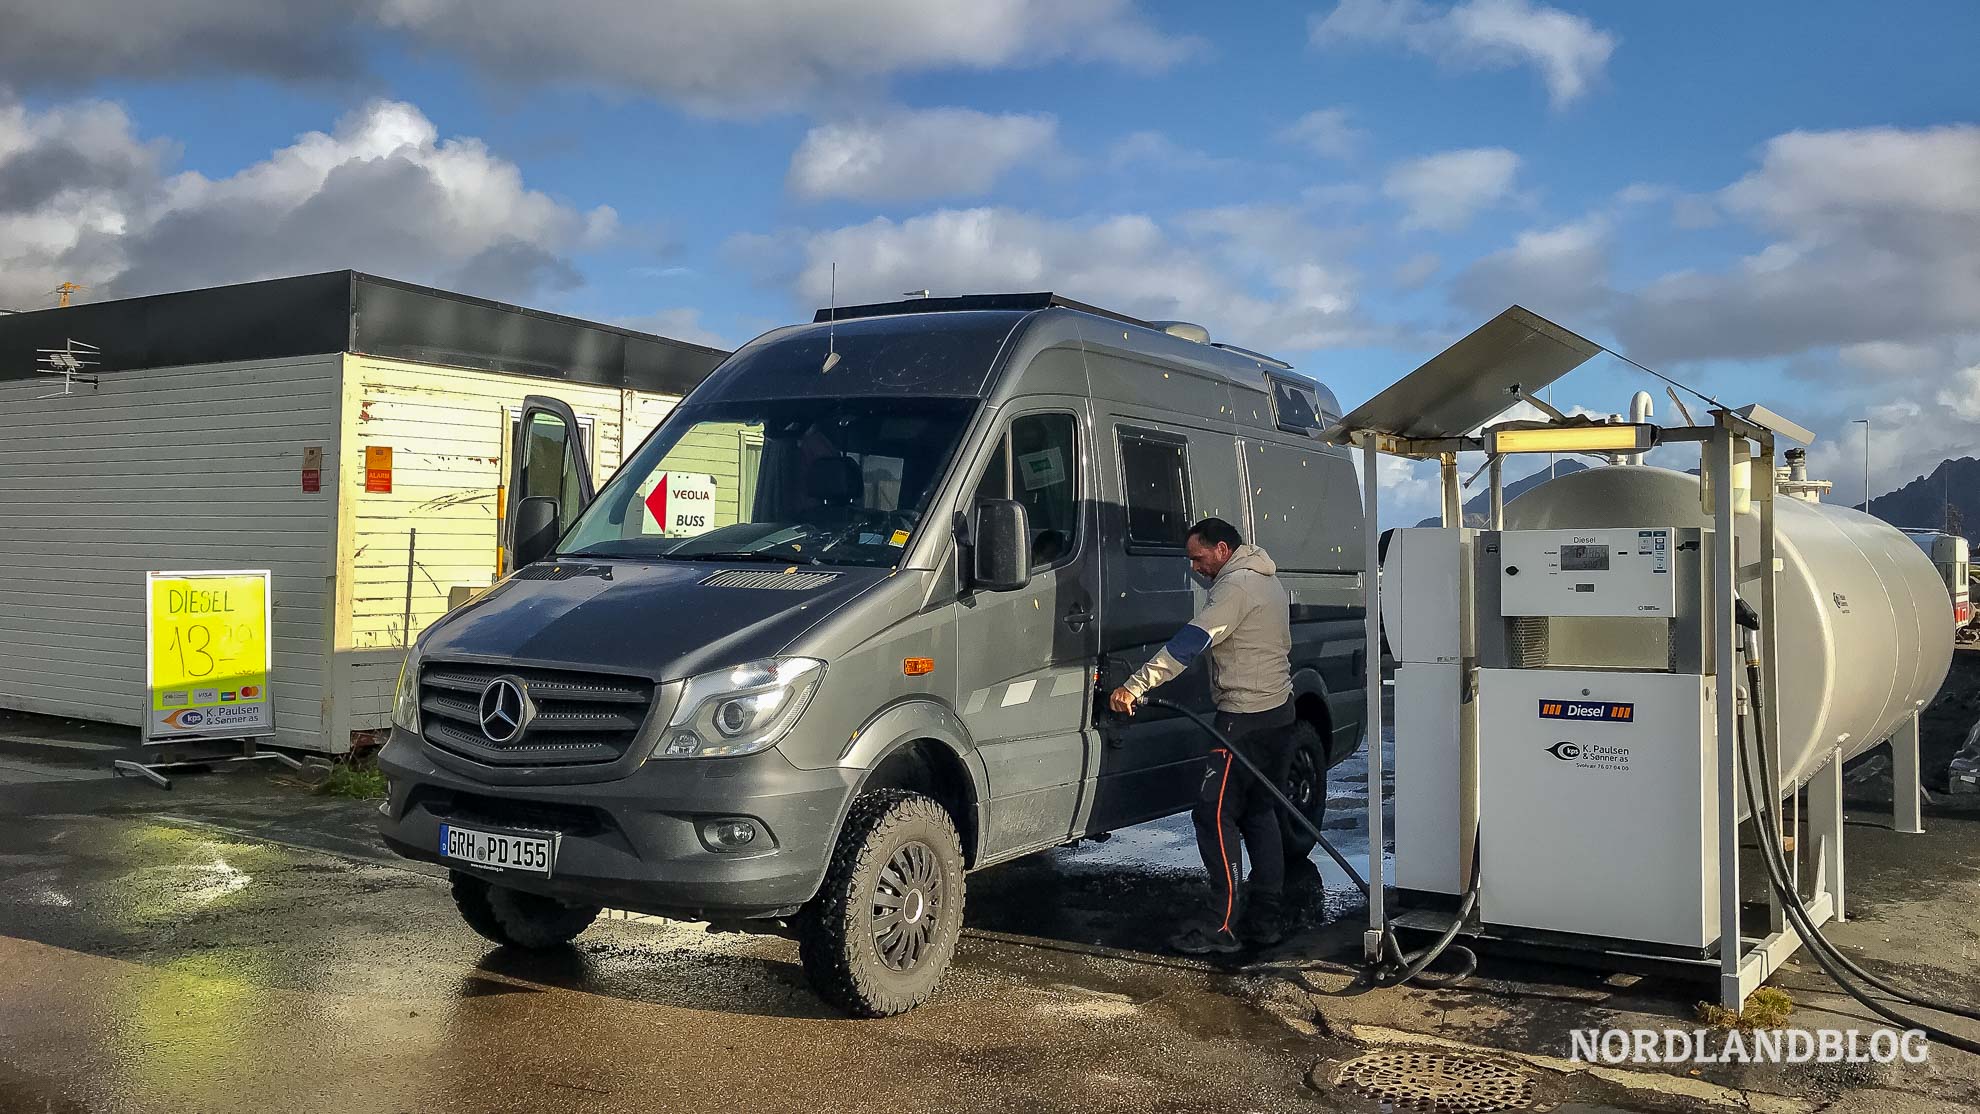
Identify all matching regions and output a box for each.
[973,413,1079,570]
[1269,378,1322,435]
[1119,432,1191,549]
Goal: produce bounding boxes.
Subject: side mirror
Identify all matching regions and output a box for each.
[512,496,561,568]
[971,499,1030,592]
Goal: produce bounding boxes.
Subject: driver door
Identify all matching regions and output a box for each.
[954,401,1100,861]
[502,395,594,572]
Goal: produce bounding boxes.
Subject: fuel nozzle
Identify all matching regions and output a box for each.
[1734,597,1761,665]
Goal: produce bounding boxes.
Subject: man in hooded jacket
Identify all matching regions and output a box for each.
[1110,516,1297,955]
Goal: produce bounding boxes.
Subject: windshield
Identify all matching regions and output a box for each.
[558,396,979,566]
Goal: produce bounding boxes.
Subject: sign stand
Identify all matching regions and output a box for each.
[128,570,296,791]
[114,739,303,791]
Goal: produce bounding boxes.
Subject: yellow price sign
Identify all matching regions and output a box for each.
[145,570,274,743]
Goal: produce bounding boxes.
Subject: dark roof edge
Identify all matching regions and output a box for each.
[351,271,728,359]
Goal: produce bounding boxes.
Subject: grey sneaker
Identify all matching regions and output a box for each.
[1168,923,1244,955]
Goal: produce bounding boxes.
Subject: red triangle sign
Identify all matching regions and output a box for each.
[644,472,669,528]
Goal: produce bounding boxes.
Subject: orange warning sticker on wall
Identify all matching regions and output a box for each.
[365,445,393,493]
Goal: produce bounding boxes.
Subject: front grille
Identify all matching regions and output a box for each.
[410,786,616,839]
[420,662,653,768]
[512,563,614,582]
[700,569,840,590]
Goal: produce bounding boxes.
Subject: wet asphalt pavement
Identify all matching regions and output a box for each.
[0,735,1390,1114]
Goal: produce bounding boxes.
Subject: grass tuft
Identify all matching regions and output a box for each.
[1696,986,1795,1031]
[317,756,387,800]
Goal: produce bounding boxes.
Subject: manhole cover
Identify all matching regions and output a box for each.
[1334,1049,1536,1113]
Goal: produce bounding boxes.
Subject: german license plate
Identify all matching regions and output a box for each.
[440,823,556,875]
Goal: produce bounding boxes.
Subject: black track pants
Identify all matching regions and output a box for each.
[1191,700,1296,932]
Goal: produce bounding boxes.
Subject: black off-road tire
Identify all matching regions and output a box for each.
[451,869,600,950]
[450,870,511,945]
[1279,719,1328,860]
[798,789,967,1017]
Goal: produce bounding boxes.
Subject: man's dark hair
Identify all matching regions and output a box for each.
[1187,517,1243,551]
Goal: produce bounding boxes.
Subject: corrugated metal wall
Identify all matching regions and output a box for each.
[0,353,690,751]
[337,356,681,729]
[0,357,344,751]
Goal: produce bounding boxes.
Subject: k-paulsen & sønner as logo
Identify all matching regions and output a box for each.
[1547,741,1582,761]
[1570,1027,1929,1065]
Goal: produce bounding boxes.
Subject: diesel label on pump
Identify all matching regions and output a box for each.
[1538,699,1635,722]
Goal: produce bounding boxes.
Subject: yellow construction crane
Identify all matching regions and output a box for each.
[54,282,86,307]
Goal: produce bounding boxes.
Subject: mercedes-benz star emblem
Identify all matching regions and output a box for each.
[478,677,532,744]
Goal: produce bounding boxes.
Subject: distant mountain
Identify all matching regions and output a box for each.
[1869,457,1979,544]
[1415,460,1590,527]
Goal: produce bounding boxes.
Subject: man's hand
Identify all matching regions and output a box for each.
[1109,686,1139,715]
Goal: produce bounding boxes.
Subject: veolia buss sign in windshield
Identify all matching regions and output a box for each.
[144,570,275,743]
[643,471,718,536]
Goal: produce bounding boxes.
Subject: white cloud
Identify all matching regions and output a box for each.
[1451,216,1609,317]
[1383,147,1520,231]
[386,1,1198,113]
[1312,0,1616,108]
[1616,125,1980,364]
[0,97,612,309]
[1838,338,1978,381]
[787,109,1056,202]
[1278,108,1363,159]
[0,99,168,308]
[1805,383,1978,510]
[1,1,1197,114]
[1106,130,1239,174]
[0,0,369,87]
[1670,194,1721,230]
[766,205,1375,354]
[1392,252,1441,290]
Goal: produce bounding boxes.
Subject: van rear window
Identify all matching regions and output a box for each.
[1119,433,1191,549]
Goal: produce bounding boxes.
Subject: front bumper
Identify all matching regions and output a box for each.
[375,727,858,920]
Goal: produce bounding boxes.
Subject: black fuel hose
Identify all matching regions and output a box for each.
[1744,661,1980,1025]
[1138,695,1478,988]
[1735,651,1980,1054]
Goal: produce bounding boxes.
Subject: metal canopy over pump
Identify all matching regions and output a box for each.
[1325,306,1602,453]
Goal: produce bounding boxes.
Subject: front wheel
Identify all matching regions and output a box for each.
[798,790,966,1017]
[450,870,600,950]
[1279,719,1328,860]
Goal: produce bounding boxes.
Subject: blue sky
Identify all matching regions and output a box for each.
[4,1,1977,522]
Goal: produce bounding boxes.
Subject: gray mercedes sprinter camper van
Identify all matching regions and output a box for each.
[376,293,1367,1015]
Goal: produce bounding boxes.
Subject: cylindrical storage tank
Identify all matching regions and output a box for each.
[1506,465,1952,792]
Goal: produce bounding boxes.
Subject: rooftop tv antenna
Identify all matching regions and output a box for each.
[36,338,100,398]
[822,262,840,374]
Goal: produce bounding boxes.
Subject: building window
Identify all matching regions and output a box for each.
[1119,431,1191,549]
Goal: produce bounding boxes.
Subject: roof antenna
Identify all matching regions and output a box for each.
[822,262,841,374]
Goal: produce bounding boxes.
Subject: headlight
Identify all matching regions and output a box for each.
[655,658,824,759]
[392,643,423,733]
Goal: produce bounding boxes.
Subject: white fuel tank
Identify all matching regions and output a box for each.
[1505,465,1952,788]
